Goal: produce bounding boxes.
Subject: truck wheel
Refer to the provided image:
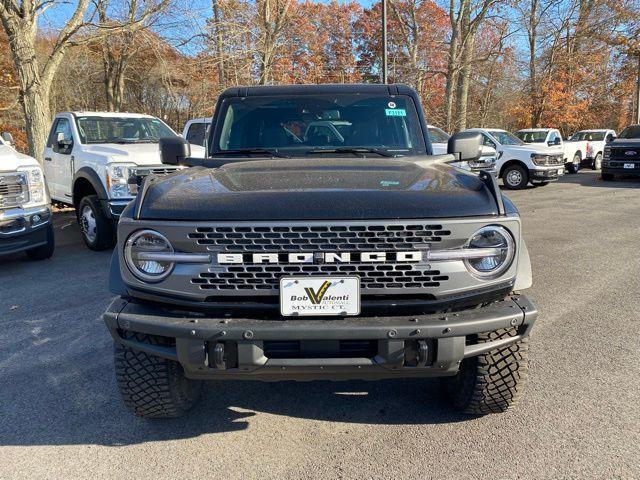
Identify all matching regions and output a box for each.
[25,223,55,260]
[568,154,581,174]
[592,153,602,170]
[601,173,614,181]
[502,165,528,190]
[443,328,529,415]
[114,333,202,419]
[78,195,115,251]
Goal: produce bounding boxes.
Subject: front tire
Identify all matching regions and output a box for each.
[443,328,529,415]
[568,154,581,174]
[114,333,202,419]
[25,223,55,260]
[78,195,115,251]
[502,164,529,190]
[592,153,602,170]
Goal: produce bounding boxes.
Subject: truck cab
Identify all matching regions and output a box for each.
[43,112,205,250]
[104,84,537,419]
[0,132,54,260]
[515,128,583,174]
[567,129,617,170]
[467,128,565,189]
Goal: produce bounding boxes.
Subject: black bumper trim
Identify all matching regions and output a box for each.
[104,295,537,381]
[528,168,563,181]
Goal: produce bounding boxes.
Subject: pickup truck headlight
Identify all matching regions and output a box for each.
[124,229,174,282]
[106,163,135,198]
[603,146,611,160]
[17,165,46,208]
[464,226,515,279]
[531,154,551,166]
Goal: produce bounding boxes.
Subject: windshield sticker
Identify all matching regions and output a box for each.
[388,101,396,108]
[380,180,400,187]
[385,108,406,117]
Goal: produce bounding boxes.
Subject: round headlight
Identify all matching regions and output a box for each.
[124,229,174,282]
[464,226,515,278]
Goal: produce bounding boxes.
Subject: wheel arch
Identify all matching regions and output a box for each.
[73,167,107,210]
[499,159,528,177]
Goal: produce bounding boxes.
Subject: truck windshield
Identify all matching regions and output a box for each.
[617,126,640,139]
[75,116,176,144]
[212,94,426,157]
[489,131,523,146]
[515,131,547,143]
[570,131,605,141]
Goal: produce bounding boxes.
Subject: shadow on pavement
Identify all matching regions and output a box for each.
[558,170,640,188]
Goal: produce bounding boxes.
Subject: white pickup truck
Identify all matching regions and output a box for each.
[466,128,565,189]
[514,128,585,173]
[43,112,205,250]
[1,132,54,260]
[427,125,498,176]
[566,129,617,170]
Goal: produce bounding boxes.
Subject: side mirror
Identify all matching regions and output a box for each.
[1,131,15,146]
[160,136,191,165]
[606,134,616,143]
[56,132,73,152]
[554,138,561,145]
[447,131,482,162]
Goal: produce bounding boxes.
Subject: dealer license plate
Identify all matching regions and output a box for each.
[624,163,635,169]
[280,277,360,316]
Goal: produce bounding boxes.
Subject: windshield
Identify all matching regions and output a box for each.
[427,126,450,144]
[515,131,547,143]
[490,131,524,146]
[75,116,176,144]
[570,131,605,141]
[212,94,426,157]
[618,126,640,139]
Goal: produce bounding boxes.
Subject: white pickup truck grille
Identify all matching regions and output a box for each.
[0,173,28,209]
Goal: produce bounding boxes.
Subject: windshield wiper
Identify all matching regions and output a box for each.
[217,148,290,158]
[306,147,397,157]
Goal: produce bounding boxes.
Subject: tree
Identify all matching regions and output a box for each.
[255,0,293,85]
[0,0,167,160]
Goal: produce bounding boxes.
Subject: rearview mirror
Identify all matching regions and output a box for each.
[160,136,191,165]
[447,131,482,162]
[1,131,15,146]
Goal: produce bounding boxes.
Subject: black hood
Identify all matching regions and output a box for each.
[136,158,502,221]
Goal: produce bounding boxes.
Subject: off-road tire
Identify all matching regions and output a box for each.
[25,223,55,260]
[114,333,202,418]
[568,154,581,174]
[592,153,602,170]
[502,164,528,190]
[443,328,529,415]
[78,195,115,251]
[601,172,614,181]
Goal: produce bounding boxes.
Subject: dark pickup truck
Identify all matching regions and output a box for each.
[104,84,537,418]
[602,124,640,180]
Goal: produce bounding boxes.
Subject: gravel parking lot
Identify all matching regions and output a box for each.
[1,170,639,479]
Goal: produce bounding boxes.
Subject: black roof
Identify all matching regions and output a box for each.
[219,83,417,98]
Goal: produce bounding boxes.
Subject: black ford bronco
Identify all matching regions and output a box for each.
[104,84,537,418]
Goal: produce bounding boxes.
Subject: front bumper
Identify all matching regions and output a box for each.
[104,295,537,381]
[0,205,51,256]
[529,166,564,181]
[602,163,640,176]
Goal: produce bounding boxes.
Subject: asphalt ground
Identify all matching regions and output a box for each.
[1,170,639,479]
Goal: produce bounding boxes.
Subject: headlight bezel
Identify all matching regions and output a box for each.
[124,229,175,283]
[106,163,136,199]
[17,165,47,208]
[463,225,516,279]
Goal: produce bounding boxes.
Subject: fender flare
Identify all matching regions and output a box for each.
[499,159,528,177]
[514,239,532,291]
[73,167,108,206]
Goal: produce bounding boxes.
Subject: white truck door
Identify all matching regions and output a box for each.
[48,117,75,202]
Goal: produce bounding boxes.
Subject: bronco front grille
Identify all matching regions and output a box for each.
[188,223,451,252]
[0,173,28,208]
[186,222,451,293]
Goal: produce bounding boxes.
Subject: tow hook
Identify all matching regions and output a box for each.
[416,340,429,367]
[213,343,226,370]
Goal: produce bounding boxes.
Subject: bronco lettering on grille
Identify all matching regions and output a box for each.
[216,251,423,264]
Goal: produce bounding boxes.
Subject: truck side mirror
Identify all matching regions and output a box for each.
[606,134,616,143]
[160,136,191,165]
[447,131,482,162]
[554,138,561,145]
[1,131,15,146]
[56,132,73,153]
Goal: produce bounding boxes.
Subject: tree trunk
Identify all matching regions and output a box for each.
[455,34,474,131]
